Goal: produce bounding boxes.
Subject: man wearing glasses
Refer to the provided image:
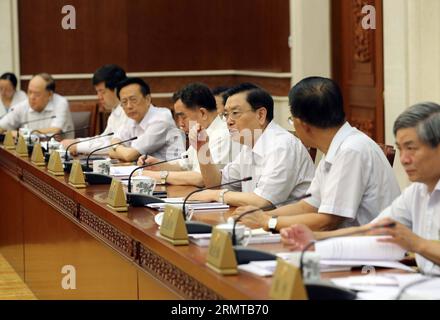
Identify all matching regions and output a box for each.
[135,82,238,187]
[189,83,315,210]
[109,77,185,162]
[235,77,400,232]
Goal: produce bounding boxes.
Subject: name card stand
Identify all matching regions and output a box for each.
[68,160,87,188]
[159,205,189,245]
[31,142,45,166]
[3,131,15,149]
[269,258,307,300]
[47,151,65,176]
[15,135,28,157]
[106,179,128,212]
[206,228,238,275]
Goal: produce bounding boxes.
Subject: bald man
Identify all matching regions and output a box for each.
[0,73,74,138]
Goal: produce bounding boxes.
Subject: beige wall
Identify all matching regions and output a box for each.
[0,0,19,78]
[384,0,440,189]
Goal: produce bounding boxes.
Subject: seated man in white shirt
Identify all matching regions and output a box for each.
[189,83,315,208]
[0,72,27,117]
[136,82,237,187]
[235,77,400,231]
[280,102,440,276]
[109,77,185,162]
[60,64,128,155]
[0,73,74,138]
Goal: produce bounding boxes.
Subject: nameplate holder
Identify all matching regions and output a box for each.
[159,205,189,245]
[3,131,15,149]
[15,135,28,157]
[68,160,86,188]
[47,151,64,176]
[206,228,238,275]
[106,179,128,212]
[269,258,307,300]
[31,142,45,166]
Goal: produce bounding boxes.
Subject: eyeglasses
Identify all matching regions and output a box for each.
[287,116,294,126]
[121,95,141,108]
[220,109,253,121]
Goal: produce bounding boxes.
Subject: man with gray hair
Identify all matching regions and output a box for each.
[0,73,74,138]
[281,102,440,276]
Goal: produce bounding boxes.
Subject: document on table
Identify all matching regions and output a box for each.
[147,198,229,212]
[189,228,281,247]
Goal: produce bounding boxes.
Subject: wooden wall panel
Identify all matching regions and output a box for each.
[18,0,290,74]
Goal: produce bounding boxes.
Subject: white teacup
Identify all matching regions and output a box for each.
[215,223,252,246]
[131,176,156,196]
[93,159,111,175]
[287,251,321,281]
[19,127,31,137]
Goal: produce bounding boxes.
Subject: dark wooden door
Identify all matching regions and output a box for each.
[331,0,384,143]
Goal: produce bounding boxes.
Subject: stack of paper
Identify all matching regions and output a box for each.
[147,198,229,212]
[189,228,281,247]
[109,165,139,179]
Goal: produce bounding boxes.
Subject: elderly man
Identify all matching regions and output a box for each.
[137,82,237,187]
[109,77,185,162]
[189,83,315,208]
[281,102,440,276]
[61,64,128,154]
[0,73,74,138]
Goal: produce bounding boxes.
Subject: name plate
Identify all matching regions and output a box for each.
[31,142,45,166]
[68,160,86,188]
[3,131,15,149]
[15,135,28,157]
[206,228,237,275]
[106,179,128,212]
[47,151,64,176]
[159,204,189,245]
[269,258,307,300]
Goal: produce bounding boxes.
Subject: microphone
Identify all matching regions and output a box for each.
[84,137,138,184]
[65,132,114,162]
[125,154,188,205]
[181,177,252,234]
[45,126,90,152]
[18,115,56,129]
[28,129,44,145]
[230,193,311,265]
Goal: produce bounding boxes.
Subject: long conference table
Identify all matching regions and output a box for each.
[0,145,409,300]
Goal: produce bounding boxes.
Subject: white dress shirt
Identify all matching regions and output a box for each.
[375,181,440,275]
[0,90,27,118]
[0,93,74,138]
[221,121,315,205]
[179,115,239,172]
[76,104,129,154]
[305,122,401,227]
[114,105,185,160]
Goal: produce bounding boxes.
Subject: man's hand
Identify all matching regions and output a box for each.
[369,217,425,253]
[61,139,78,155]
[280,224,315,251]
[137,155,161,170]
[189,123,209,152]
[231,206,269,229]
[188,189,219,202]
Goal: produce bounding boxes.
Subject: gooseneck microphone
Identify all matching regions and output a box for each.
[45,126,90,151]
[181,177,252,234]
[229,193,311,265]
[19,115,56,129]
[83,137,139,184]
[65,132,114,162]
[125,154,188,206]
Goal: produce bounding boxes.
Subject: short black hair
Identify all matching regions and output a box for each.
[116,77,151,100]
[92,64,126,90]
[0,72,18,89]
[173,83,217,112]
[225,83,274,122]
[211,86,230,106]
[288,76,345,128]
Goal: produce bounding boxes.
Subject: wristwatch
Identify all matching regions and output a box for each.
[268,216,278,232]
[160,171,169,184]
[219,189,230,204]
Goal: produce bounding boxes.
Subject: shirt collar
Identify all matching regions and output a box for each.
[324,122,356,165]
[135,104,155,130]
[28,97,53,113]
[252,120,277,157]
[206,115,224,136]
